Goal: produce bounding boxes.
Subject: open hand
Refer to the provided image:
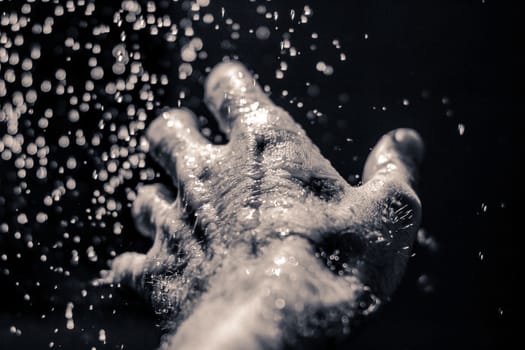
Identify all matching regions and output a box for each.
[95,61,424,349]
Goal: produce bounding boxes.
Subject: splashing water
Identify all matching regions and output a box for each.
[0,1,447,348]
[0,1,349,348]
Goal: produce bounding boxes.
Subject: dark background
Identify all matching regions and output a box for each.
[0,0,516,349]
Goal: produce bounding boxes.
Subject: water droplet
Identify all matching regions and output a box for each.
[275,298,286,309]
[458,123,465,135]
[255,26,270,40]
[417,274,435,294]
[98,329,107,343]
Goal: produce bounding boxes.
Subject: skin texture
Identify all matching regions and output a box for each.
[94,61,424,350]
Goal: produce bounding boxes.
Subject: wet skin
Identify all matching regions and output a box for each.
[95,61,424,349]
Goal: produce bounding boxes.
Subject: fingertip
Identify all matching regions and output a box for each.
[92,270,112,286]
[171,107,200,126]
[146,108,199,143]
[204,61,267,134]
[131,184,154,219]
[389,128,424,165]
[145,111,170,146]
[132,184,174,239]
[362,128,424,187]
[204,61,250,100]
[91,279,100,287]
[145,108,211,179]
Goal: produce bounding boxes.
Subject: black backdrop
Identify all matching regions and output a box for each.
[0,0,516,349]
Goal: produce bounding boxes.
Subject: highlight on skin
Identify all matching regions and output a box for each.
[94,61,424,350]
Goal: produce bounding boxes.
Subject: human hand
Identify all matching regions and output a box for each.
[95,61,423,349]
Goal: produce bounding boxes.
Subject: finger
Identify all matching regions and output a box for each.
[131,184,205,256]
[131,184,175,239]
[92,252,146,289]
[362,128,424,188]
[91,269,112,286]
[146,108,212,184]
[204,61,283,136]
